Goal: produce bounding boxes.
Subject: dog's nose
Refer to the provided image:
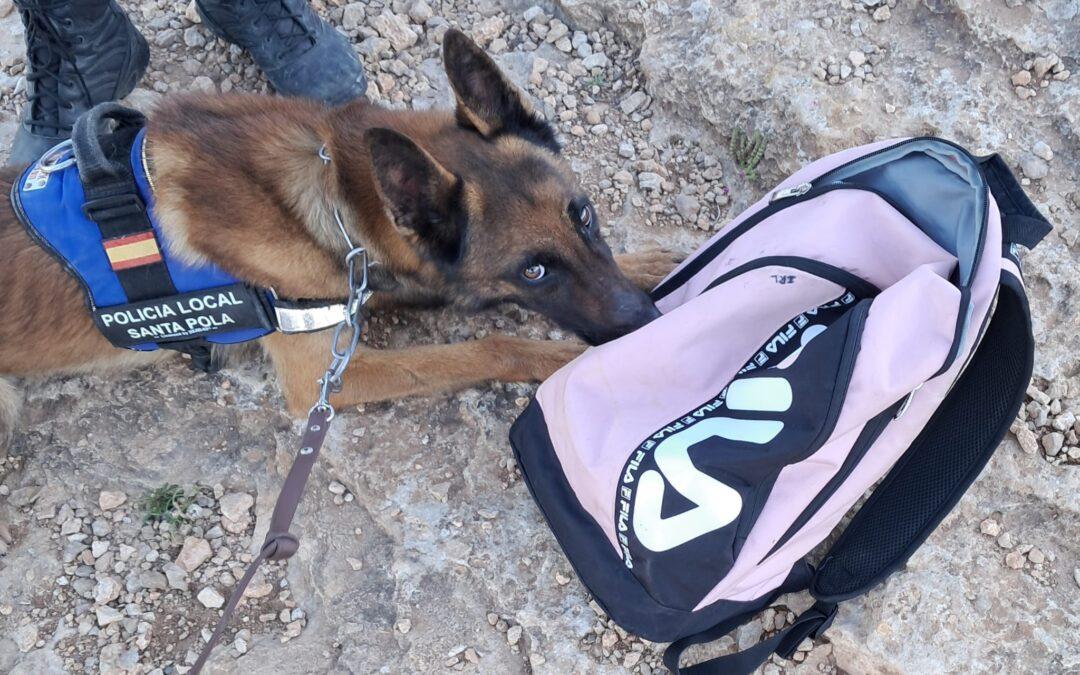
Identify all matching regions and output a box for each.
[617,294,662,330]
[590,288,662,345]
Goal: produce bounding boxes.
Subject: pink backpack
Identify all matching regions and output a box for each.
[510,138,1050,673]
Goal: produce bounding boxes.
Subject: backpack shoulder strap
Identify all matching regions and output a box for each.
[811,268,1034,601]
[663,599,836,675]
[812,152,1048,601]
[977,152,1052,250]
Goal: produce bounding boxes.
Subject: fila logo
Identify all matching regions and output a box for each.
[618,315,831,563]
[632,377,793,552]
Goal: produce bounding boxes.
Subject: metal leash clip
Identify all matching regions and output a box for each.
[308,144,373,419]
[312,241,369,420]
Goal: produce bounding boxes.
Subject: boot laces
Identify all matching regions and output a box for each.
[21,10,93,136]
[250,0,317,62]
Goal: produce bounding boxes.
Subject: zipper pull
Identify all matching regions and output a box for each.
[770,182,812,202]
[894,384,923,419]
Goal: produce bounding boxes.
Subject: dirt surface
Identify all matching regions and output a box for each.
[0,0,1076,673]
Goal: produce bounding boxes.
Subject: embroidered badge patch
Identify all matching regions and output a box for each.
[103,231,163,270]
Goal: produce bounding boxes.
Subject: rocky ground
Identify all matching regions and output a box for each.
[0,0,1077,673]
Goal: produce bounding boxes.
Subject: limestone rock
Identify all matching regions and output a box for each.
[197,587,225,609]
[94,576,123,605]
[342,3,366,30]
[98,491,127,511]
[95,605,124,627]
[1011,70,1032,86]
[407,1,433,25]
[13,623,38,652]
[473,16,505,46]
[1031,54,1059,81]
[9,485,42,508]
[370,11,417,52]
[620,91,647,115]
[637,172,662,192]
[675,194,701,221]
[99,643,139,673]
[131,570,168,591]
[219,492,254,533]
[176,536,212,572]
[1020,154,1049,180]
[162,562,189,591]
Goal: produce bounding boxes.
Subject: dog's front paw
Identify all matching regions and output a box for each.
[528,340,587,380]
[615,248,685,291]
[500,337,586,381]
[486,335,586,382]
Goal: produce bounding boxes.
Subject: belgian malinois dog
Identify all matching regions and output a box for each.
[0,29,675,443]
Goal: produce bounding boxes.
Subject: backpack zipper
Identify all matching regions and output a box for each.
[654,136,988,304]
[813,135,980,186]
[732,300,872,565]
[761,397,902,561]
[769,182,813,202]
[652,183,919,302]
[698,255,881,299]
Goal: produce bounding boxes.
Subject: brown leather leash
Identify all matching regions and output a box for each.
[192,147,368,672]
[191,405,332,672]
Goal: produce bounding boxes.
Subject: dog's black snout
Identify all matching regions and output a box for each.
[586,288,662,345]
[617,293,661,330]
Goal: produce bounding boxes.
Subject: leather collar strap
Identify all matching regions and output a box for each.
[192,404,333,673]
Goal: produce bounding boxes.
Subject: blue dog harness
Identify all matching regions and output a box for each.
[11,105,353,370]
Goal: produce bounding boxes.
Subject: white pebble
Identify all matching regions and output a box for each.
[198,587,225,609]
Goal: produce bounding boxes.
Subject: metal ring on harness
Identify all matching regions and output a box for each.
[37,139,77,174]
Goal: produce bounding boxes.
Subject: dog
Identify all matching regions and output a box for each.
[0,29,677,444]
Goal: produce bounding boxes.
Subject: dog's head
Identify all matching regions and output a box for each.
[363,29,659,345]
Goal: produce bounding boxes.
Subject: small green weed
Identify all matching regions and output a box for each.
[584,74,607,89]
[141,483,192,525]
[730,127,768,181]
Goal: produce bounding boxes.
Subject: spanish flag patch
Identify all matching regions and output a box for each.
[103,231,163,271]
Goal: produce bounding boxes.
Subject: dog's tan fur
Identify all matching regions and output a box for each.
[0,30,675,440]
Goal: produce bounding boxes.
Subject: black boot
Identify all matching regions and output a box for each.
[9,0,148,166]
[195,0,366,106]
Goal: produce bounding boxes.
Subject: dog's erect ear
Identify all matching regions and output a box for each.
[442,28,559,152]
[365,128,466,263]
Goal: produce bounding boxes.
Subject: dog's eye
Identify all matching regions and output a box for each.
[522,263,546,281]
[580,204,594,228]
[569,200,596,230]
